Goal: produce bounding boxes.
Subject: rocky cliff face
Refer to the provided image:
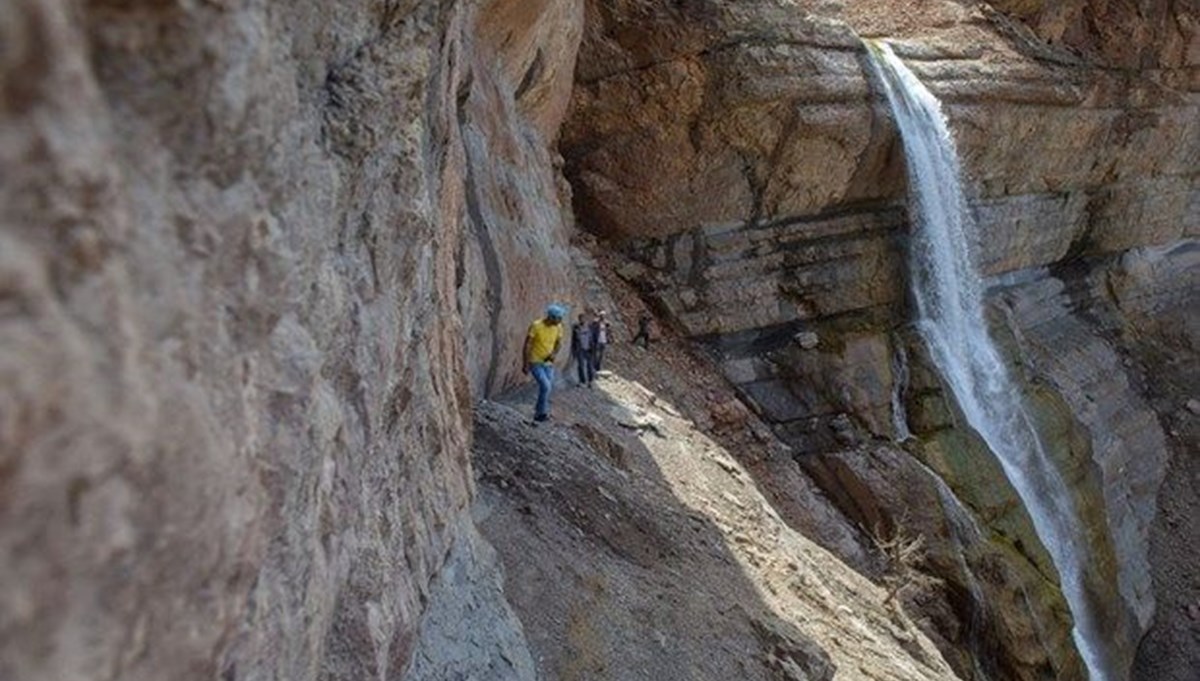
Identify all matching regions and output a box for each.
[0,0,579,679]
[4,1,1196,680]
[562,1,1198,679]
[990,0,1198,77]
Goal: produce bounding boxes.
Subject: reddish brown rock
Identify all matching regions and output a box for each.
[710,398,751,429]
[990,0,1199,78]
[0,1,581,680]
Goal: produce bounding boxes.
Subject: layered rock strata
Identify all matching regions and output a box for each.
[562,0,1198,678]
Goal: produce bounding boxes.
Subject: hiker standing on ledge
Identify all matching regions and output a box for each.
[524,303,565,422]
[570,312,595,388]
[590,310,611,372]
[632,313,653,348]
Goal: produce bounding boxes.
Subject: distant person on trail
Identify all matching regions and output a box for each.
[590,310,611,372]
[524,303,565,422]
[632,313,652,348]
[570,312,595,387]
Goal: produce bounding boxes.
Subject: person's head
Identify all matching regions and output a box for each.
[545,303,566,325]
[577,313,587,324]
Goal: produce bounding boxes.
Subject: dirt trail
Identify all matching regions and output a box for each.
[474,337,960,680]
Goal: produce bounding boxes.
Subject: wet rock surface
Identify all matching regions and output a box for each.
[1067,243,1200,681]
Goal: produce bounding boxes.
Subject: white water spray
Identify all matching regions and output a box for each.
[890,337,913,442]
[866,42,1111,680]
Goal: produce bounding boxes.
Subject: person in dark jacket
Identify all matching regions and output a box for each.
[590,310,611,372]
[570,312,596,387]
[632,313,652,348]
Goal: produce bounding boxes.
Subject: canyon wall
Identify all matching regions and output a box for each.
[0,0,580,679]
[2,1,1195,680]
[562,1,1198,679]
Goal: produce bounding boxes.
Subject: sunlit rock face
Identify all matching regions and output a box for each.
[0,0,579,679]
[989,0,1198,78]
[562,1,1198,679]
[2,0,1194,679]
[564,1,1197,324]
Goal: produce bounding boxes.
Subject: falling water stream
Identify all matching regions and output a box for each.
[866,41,1112,681]
[890,336,913,442]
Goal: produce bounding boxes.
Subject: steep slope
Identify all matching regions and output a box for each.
[474,340,959,681]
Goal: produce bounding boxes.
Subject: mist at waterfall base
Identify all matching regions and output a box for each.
[866,42,1114,681]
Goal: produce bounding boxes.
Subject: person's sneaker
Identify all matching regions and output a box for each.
[533,414,549,423]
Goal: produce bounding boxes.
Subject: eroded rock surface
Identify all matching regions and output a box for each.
[1,0,580,679]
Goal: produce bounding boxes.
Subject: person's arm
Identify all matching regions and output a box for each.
[550,330,562,363]
[523,331,534,373]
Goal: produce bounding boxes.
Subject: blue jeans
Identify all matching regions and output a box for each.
[531,363,555,418]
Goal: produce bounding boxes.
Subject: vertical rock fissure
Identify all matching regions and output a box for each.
[865,41,1115,681]
[457,107,506,397]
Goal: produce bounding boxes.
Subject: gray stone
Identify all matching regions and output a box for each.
[405,520,537,681]
[830,413,858,445]
[795,331,821,350]
[679,287,700,310]
[616,260,649,281]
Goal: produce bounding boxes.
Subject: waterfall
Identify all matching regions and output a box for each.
[890,336,913,442]
[866,42,1112,680]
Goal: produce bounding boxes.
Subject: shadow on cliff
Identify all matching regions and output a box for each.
[471,386,833,679]
[470,340,955,681]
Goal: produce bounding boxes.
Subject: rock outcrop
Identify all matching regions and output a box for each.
[989,0,1198,78]
[1,0,579,679]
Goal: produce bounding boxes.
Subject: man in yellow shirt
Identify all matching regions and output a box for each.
[524,303,566,422]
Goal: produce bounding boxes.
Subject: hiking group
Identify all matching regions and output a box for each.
[524,304,637,423]
[569,309,611,388]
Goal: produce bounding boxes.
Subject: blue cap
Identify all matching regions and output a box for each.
[546,303,566,320]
